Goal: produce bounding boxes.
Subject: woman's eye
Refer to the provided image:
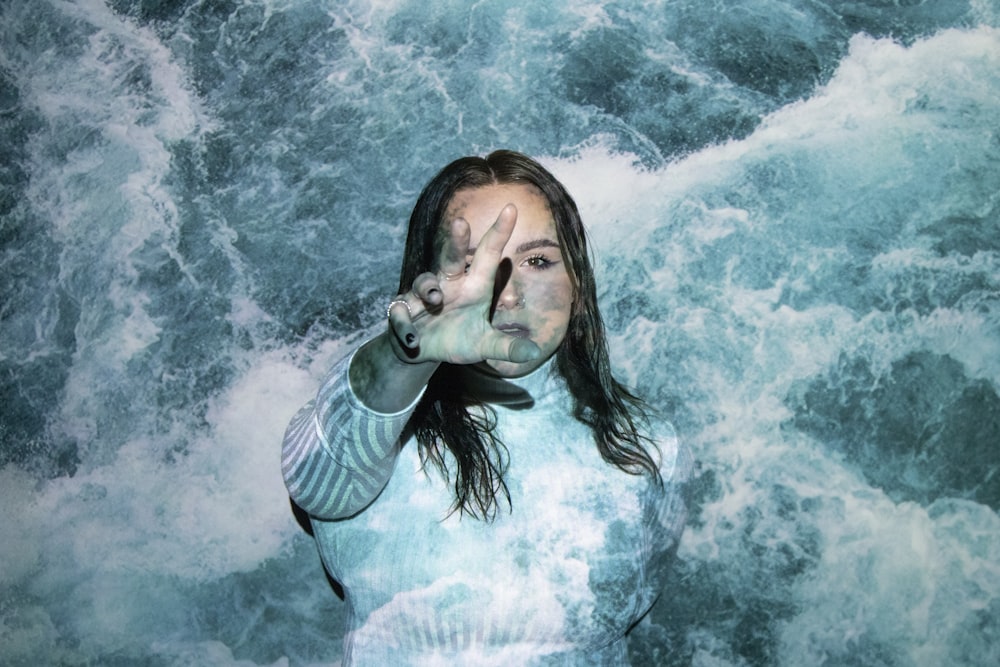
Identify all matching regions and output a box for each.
[523,254,554,269]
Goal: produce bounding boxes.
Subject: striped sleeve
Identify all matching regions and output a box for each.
[281,347,423,520]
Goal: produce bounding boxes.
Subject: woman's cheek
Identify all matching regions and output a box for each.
[527,279,574,338]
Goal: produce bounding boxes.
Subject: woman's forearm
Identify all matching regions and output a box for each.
[348,333,440,414]
[282,338,432,519]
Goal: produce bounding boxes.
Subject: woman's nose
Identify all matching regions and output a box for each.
[493,260,523,310]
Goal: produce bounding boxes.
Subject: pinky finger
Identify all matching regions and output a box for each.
[387,299,419,349]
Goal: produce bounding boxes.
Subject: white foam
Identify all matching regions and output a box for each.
[0,343,355,602]
[4,3,999,664]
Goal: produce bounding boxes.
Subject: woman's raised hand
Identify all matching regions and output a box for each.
[386,204,541,366]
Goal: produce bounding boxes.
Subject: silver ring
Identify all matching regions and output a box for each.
[387,299,411,320]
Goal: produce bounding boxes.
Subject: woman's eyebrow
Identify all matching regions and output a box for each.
[515,238,560,254]
[467,238,560,255]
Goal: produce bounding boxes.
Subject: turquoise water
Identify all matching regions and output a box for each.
[1,0,999,664]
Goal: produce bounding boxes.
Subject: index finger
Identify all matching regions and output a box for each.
[467,203,517,278]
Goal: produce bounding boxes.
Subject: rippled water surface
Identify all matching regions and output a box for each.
[2,1,999,664]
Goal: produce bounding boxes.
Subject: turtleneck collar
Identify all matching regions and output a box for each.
[451,355,562,409]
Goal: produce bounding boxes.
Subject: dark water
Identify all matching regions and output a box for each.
[1,0,998,665]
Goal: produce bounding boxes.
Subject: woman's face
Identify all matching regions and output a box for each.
[444,183,575,377]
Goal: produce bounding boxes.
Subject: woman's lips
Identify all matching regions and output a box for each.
[495,323,531,339]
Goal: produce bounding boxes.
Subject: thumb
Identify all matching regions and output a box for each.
[481,331,541,363]
[507,337,542,363]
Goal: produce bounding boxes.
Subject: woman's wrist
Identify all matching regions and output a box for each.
[348,333,439,413]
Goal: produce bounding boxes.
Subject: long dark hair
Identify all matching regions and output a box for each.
[399,150,661,520]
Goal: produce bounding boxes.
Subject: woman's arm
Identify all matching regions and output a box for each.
[281,344,425,520]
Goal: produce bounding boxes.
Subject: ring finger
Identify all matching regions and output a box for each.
[412,272,444,309]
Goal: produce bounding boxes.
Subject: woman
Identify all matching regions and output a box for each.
[282,150,691,665]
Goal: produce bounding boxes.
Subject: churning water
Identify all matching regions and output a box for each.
[2,0,999,665]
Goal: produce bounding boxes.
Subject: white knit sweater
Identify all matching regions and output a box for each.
[282,347,691,666]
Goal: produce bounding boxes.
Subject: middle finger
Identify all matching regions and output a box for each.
[437,217,471,279]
